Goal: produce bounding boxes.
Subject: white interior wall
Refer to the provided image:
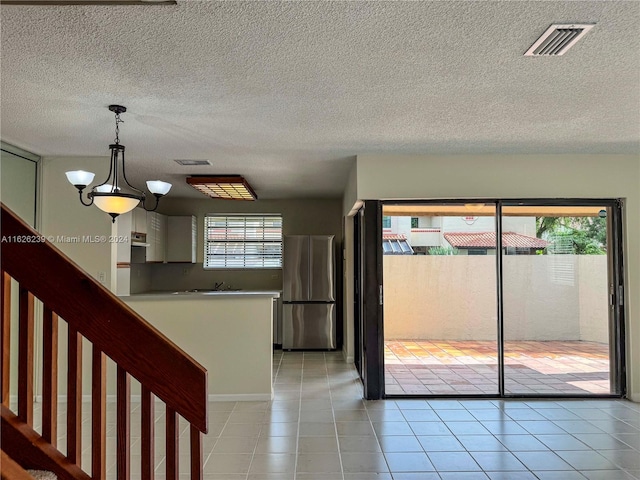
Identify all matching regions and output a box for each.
[0,149,38,226]
[40,156,112,287]
[343,154,640,401]
[1,150,39,401]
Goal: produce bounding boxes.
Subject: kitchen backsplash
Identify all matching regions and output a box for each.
[130,263,153,294]
[137,263,283,293]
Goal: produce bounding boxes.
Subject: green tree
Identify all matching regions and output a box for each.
[428,246,459,255]
[536,216,606,255]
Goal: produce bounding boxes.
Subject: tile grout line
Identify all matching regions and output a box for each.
[243,350,285,480]
[292,353,304,480]
[202,402,233,473]
[363,391,392,477]
[325,351,346,480]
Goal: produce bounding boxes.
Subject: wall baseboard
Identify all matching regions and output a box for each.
[341,348,354,363]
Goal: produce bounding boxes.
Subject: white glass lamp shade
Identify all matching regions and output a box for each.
[94,184,114,193]
[146,180,172,196]
[65,170,95,187]
[93,195,140,215]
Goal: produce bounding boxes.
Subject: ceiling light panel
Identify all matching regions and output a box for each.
[524,24,595,56]
[187,176,257,201]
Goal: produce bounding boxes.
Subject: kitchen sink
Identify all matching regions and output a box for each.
[171,288,243,294]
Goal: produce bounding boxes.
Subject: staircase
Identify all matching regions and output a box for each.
[0,204,208,479]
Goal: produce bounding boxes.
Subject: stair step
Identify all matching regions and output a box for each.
[26,471,57,480]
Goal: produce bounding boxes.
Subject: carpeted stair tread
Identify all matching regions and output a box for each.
[26,471,57,480]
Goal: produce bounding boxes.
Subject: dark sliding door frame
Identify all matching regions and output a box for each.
[361,200,385,399]
[353,208,363,380]
[359,198,626,400]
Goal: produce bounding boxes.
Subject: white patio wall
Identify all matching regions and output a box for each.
[384,255,608,342]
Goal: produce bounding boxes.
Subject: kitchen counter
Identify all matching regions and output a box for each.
[123,292,274,401]
[122,290,280,300]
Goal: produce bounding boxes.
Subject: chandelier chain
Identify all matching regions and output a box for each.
[114,112,123,144]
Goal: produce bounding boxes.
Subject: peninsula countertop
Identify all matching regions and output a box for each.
[120,290,280,300]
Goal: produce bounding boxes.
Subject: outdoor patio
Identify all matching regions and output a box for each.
[385,340,611,396]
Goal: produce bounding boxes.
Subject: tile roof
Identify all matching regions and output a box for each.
[444,231,548,249]
[383,234,408,241]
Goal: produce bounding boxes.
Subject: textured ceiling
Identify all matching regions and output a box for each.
[1,1,639,199]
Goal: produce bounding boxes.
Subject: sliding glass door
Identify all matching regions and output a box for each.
[382,203,499,396]
[373,199,624,398]
[502,203,621,395]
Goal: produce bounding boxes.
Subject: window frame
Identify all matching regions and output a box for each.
[203,213,283,269]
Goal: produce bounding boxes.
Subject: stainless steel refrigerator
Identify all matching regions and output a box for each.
[282,235,336,349]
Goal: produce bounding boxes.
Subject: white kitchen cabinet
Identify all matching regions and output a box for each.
[146,212,167,263]
[132,207,147,235]
[167,215,197,263]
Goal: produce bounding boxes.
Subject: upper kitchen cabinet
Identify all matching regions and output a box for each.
[146,212,167,263]
[132,207,147,235]
[167,215,197,263]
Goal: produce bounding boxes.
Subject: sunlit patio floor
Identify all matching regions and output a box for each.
[385,340,611,396]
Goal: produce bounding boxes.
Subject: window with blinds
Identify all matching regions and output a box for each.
[204,214,283,269]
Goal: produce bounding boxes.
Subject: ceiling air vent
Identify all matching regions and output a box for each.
[174,159,211,166]
[524,24,595,56]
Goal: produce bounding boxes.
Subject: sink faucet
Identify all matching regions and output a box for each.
[214,281,225,291]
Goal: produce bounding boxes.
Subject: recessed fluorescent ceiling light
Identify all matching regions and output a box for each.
[174,159,211,166]
[187,176,257,201]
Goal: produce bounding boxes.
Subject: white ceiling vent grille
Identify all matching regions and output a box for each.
[524,24,595,56]
[174,159,211,166]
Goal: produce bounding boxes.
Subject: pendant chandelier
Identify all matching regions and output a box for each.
[65,105,172,222]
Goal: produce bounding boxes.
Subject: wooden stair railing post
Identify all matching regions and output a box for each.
[166,407,179,480]
[67,325,83,466]
[141,386,154,480]
[41,307,58,446]
[92,348,107,479]
[117,366,131,480]
[17,287,34,426]
[190,425,203,480]
[1,270,11,406]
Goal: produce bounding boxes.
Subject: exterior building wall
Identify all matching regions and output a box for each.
[383,255,608,342]
[384,214,538,250]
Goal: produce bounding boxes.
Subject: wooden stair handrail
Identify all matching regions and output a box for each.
[1,406,90,480]
[0,449,36,480]
[0,204,208,433]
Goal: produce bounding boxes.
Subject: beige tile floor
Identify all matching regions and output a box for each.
[385,341,611,396]
[21,351,640,479]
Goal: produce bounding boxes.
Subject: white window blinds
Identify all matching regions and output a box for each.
[204,215,283,269]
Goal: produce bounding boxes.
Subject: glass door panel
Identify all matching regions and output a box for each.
[383,203,498,395]
[502,204,615,395]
